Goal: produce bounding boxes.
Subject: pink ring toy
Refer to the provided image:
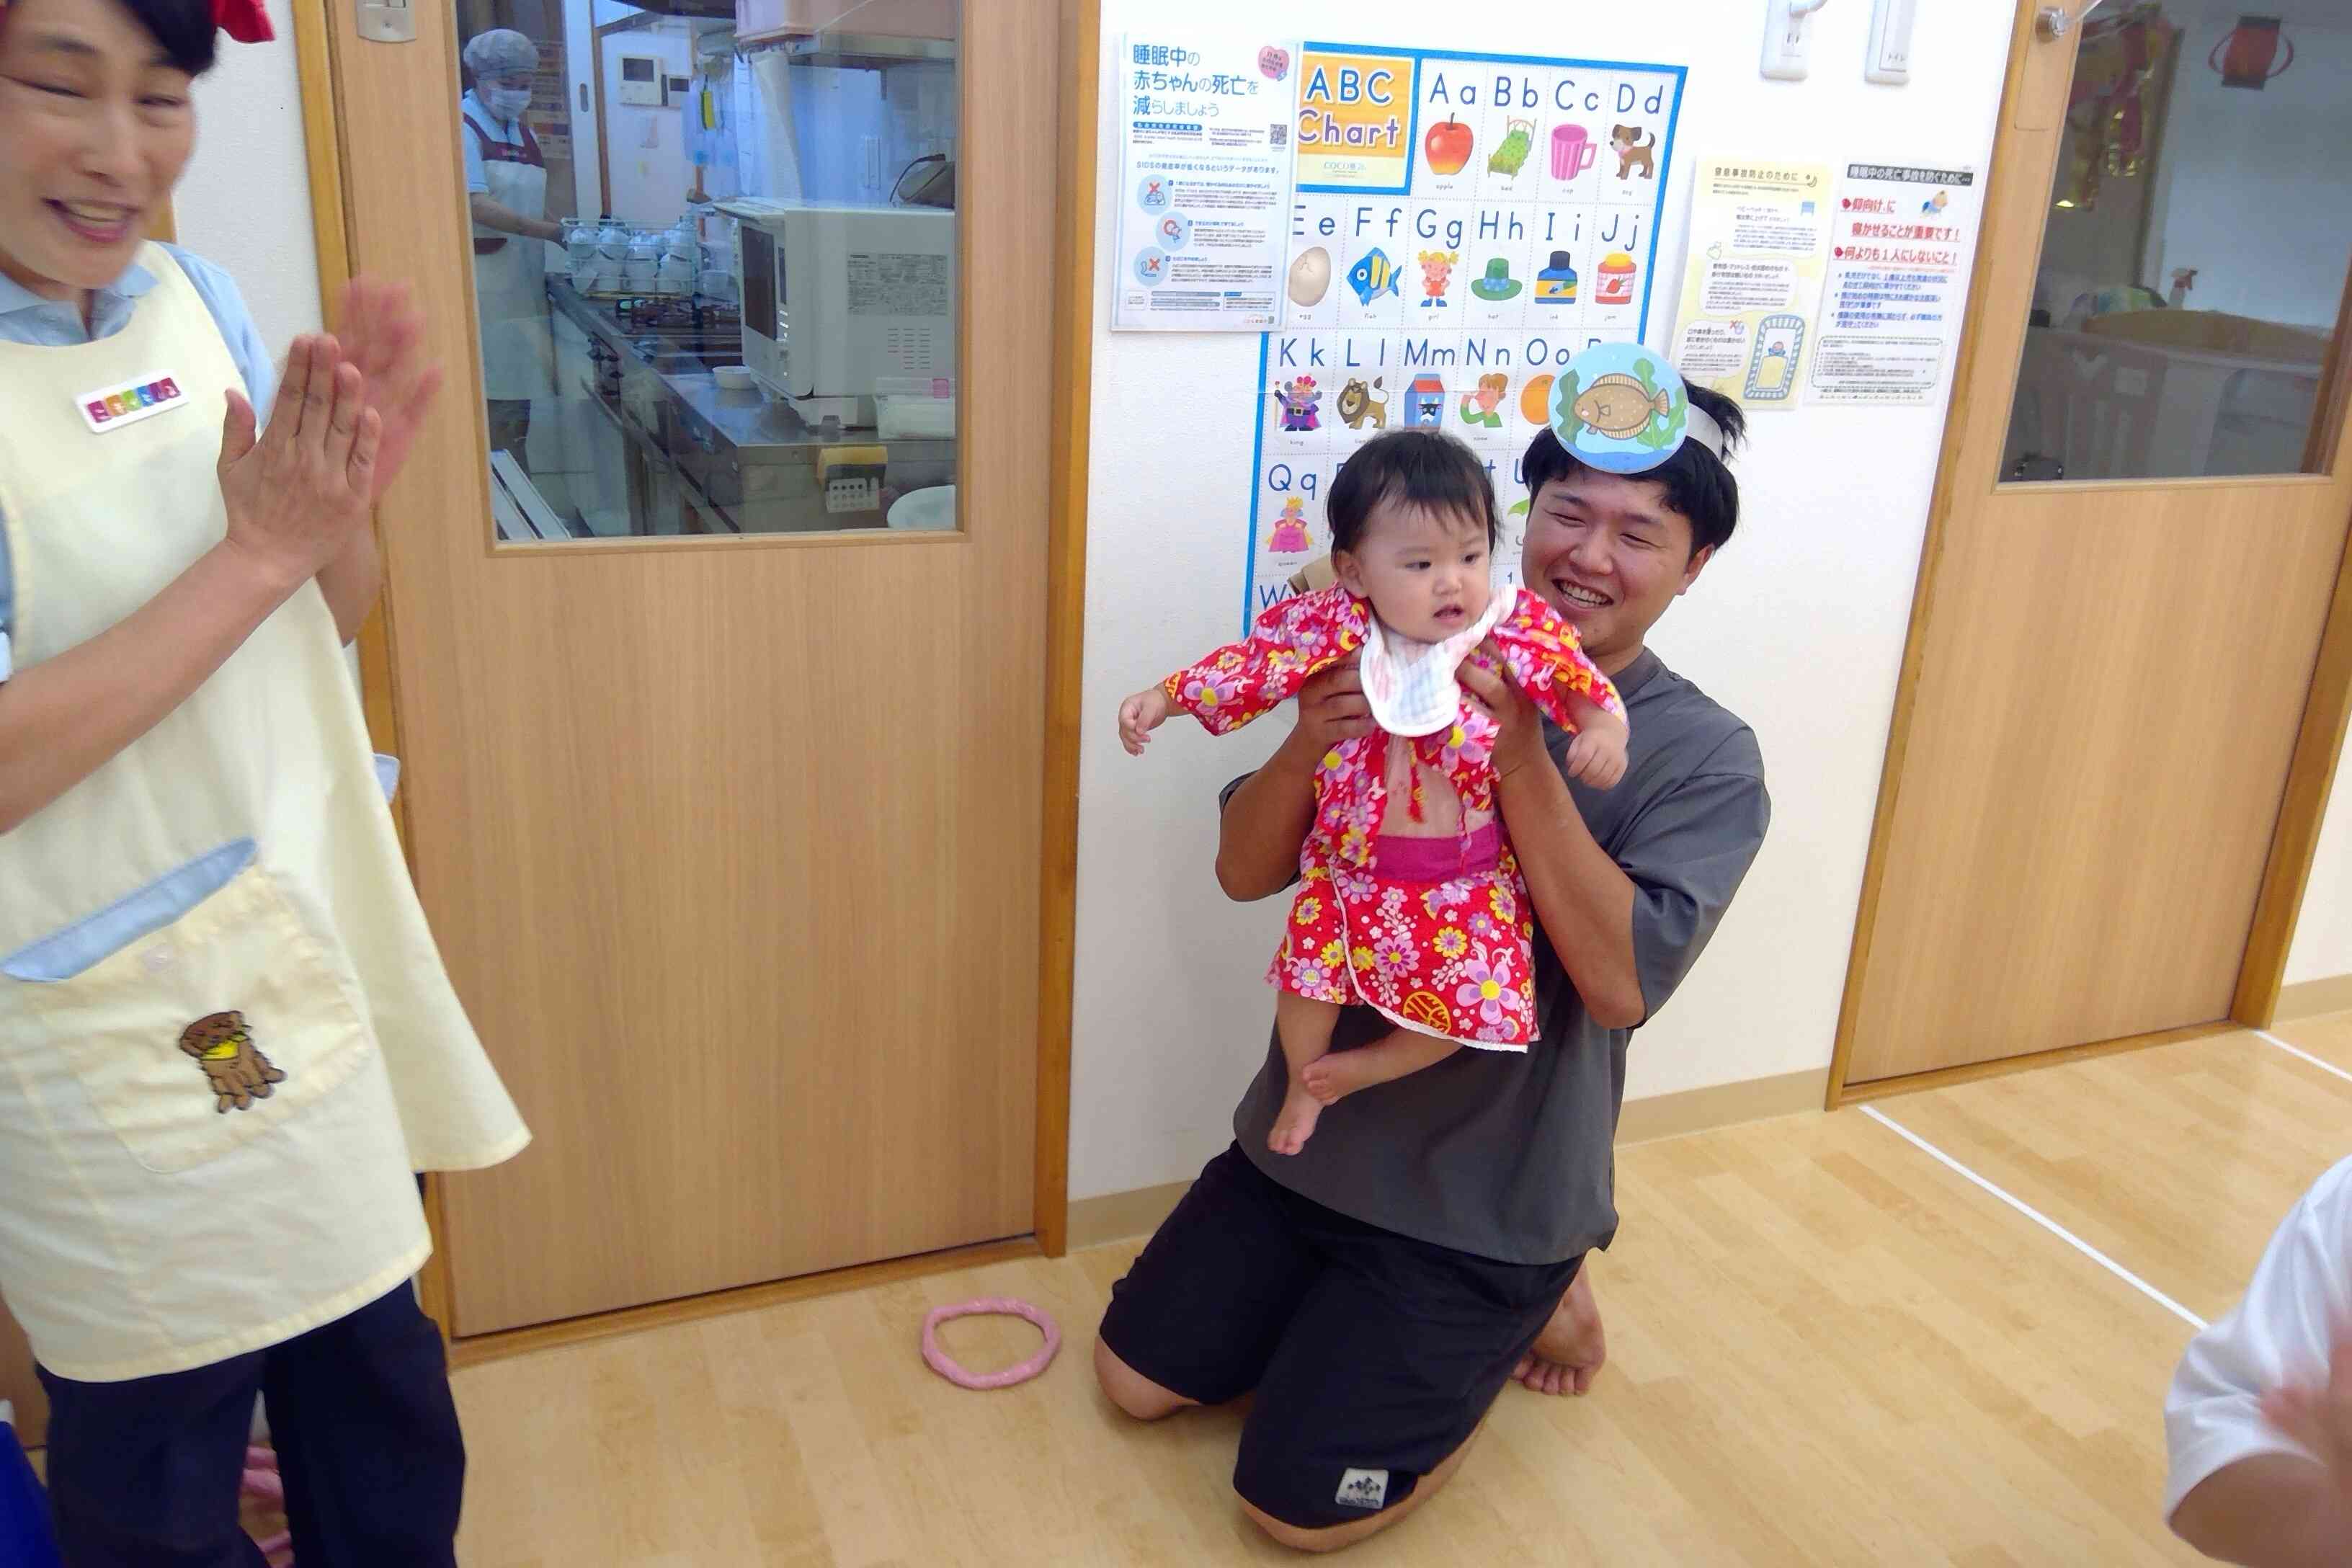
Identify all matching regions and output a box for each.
[921,1298,1061,1389]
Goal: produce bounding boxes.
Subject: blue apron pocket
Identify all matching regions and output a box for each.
[2,840,255,982]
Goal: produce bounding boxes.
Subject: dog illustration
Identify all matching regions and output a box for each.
[1337,376,1389,430]
[1611,125,1657,180]
[179,1010,286,1113]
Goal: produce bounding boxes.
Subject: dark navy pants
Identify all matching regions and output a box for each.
[36,1283,461,1568]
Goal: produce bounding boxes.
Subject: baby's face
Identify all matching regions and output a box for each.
[1337,502,1493,644]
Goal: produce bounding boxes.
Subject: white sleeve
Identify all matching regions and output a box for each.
[2162,1157,2352,1520]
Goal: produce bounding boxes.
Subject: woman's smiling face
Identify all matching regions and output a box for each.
[0,0,197,300]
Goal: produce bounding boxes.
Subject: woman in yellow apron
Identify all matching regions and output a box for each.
[459,27,558,468]
[0,0,527,1561]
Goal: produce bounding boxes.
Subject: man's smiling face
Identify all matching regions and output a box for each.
[1520,469,1714,673]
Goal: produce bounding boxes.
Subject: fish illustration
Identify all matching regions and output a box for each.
[1347,249,1400,305]
[1571,373,1675,439]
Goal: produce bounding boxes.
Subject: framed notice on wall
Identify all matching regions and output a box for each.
[1668,157,1834,414]
[1808,164,1980,405]
[1112,35,1298,331]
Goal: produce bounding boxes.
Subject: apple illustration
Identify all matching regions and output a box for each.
[1424,117,1474,176]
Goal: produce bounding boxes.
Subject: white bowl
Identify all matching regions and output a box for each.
[887,485,955,530]
[712,365,757,392]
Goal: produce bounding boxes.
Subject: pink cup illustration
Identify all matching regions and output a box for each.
[1551,124,1595,181]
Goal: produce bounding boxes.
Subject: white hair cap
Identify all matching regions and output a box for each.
[464,29,539,79]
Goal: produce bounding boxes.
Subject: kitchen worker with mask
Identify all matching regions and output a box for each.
[460,24,560,468]
[0,0,529,1561]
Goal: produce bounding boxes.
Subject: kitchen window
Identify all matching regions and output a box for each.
[453,0,961,543]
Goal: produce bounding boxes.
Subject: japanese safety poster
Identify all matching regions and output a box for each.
[1807,164,1980,405]
[1245,45,1686,628]
[1667,157,1832,414]
[1113,35,1297,331]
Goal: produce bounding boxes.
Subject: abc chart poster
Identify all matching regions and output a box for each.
[1247,46,1685,629]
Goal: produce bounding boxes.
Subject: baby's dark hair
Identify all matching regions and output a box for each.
[1520,385,1747,557]
[1325,430,1500,558]
[102,0,221,74]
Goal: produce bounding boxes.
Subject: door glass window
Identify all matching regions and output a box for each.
[2002,1,2351,482]
[451,0,960,541]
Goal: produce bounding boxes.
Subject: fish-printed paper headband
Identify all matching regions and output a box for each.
[1547,341,1724,475]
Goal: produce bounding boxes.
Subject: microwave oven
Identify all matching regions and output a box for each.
[721,200,956,427]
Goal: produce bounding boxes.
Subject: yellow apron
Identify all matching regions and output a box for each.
[0,246,528,1382]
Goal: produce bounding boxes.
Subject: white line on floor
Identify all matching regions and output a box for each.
[1859,1104,2209,1331]
[2253,1029,2352,1087]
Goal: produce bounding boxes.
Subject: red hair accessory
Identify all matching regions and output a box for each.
[213,0,274,44]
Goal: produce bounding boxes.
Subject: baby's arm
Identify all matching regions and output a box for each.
[1493,589,1629,788]
[1559,690,1629,790]
[1118,587,1361,752]
[1118,685,1173,755]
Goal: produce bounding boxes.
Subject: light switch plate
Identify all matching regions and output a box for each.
[356,0,414,43]
[1868,0,1916,84]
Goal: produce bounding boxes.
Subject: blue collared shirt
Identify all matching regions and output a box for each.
[459,89,525,195]
[0,245,277,682]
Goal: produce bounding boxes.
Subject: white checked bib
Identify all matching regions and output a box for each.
[1358,592,1514,737]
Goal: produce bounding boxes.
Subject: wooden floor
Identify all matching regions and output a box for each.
[441,1023,2352,1566]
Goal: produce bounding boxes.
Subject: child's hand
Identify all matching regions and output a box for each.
[1564,723,1628,790]
[1118,687,1172,756]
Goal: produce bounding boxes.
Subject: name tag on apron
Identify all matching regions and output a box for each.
[77,370,187,435]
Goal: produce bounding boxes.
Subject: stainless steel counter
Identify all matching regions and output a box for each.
[661,370,956,466]
[545,277,953,535]
[665,373,954,533]
[659,371,839,463]
[546,277,739,370]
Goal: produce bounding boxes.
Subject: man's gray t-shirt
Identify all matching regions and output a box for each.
[1229,647,1770,1265]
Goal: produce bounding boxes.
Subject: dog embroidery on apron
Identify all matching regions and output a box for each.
[178,1011,286,1113]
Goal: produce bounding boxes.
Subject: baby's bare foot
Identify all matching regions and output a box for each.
[1300,1056,1342,1105]
[1301,1049,1384,1105]
[1268,1086,1324,1155]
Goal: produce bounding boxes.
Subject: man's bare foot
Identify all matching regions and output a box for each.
[1268,1084,1324,1156]
[1513,1262,1605,1396]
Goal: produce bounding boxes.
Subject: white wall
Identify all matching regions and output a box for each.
[2147,6,2352,329]
[596,9,695,224]
[1067,0,2019,1201]
[2288,745,2352,985]
[176,0,324,358]
[568,0,607,220]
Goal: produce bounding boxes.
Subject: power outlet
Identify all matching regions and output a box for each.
[1761,0,1825,81]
